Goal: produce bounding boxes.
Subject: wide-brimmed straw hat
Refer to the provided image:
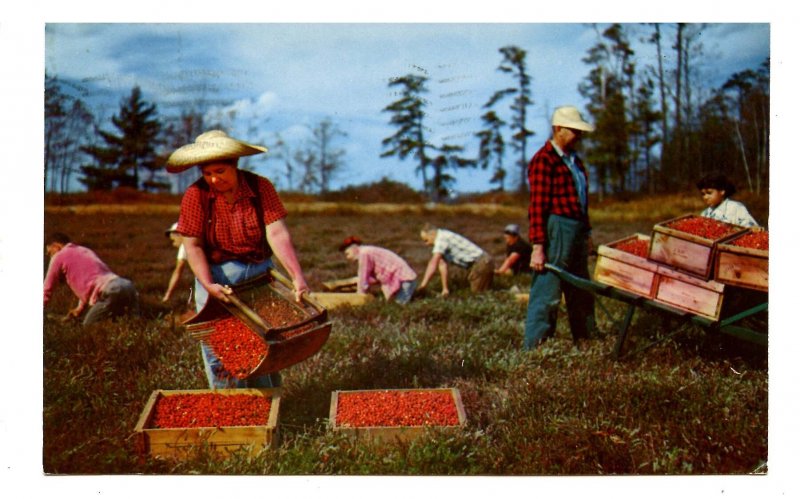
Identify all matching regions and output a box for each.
[551,106,595,132]
[165,130,268,173]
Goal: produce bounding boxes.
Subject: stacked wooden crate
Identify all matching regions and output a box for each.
[594,215,767,320]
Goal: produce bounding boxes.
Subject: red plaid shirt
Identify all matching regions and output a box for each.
[527,140,591,244]
[177,173,287,262]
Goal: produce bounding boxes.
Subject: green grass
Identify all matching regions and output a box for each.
[41,198,768,475]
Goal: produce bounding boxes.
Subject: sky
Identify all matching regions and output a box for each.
[42,21,770,193]
[3,1,800,498]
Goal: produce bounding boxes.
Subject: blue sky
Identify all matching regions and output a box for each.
[43,21,770,193]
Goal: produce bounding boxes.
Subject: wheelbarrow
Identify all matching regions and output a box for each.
[183,269,332,377]
[543,263,767,360]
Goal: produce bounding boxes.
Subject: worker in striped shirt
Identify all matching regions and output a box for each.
[418,224,494,297]
[339,236,418,305]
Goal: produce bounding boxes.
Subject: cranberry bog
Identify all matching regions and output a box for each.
[41,196,769,476]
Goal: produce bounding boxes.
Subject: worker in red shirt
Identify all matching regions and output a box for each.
[338,236,418,304]
[43,233,139,325]
[524,106,597,350]
[166,130,309,389]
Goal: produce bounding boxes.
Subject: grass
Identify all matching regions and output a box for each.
[40,194,768,476]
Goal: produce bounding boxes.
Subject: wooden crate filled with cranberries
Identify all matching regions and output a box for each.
[329,388,467,442]
[648,214,748,280]
[714,229,768,292]
[133,388,281,459]
[594,233,659,299]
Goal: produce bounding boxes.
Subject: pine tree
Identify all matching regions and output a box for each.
[485,46,534,193]
[580,24,634,197]
[475,110,507,191]
[381,74,435,198]
[80,86,162,190]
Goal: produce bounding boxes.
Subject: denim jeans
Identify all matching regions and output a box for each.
[194,259,281,389]
[393,280,417,305]
[523,215,595,349]
[83,277,139,325]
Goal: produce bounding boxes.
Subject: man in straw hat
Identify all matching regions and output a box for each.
[523,106,597,350]
[166,130,310,388]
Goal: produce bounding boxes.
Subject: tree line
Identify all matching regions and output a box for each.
[45,23,769,200]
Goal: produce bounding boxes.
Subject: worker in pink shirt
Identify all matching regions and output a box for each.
[43,233,139,325]
[338,236,417,304]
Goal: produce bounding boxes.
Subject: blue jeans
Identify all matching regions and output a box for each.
[83,277,139,325]
[393,280,417,305]
[195,259,281,389]
[524,215,595,349]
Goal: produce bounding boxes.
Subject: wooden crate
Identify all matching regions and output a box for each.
[594,233,660,299]
[322,277,359,292]
[329,388,467,443]
[648,214,747,279]
[653,264,726,320]
[133,388,280,459]
[308,292,375,309]
[714,231,768,292]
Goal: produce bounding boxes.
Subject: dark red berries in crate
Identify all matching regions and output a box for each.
[613,238,649,258]
[731,231,768,251]
[150,393,272,428]
[336,390,460,427]
[666,215,739,240]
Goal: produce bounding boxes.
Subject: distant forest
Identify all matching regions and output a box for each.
[45,23,768,201]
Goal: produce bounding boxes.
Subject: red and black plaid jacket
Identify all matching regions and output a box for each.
[527,140,591,245]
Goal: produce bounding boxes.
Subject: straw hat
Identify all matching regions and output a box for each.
[165,130,268,173]
[551,106,595,132]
